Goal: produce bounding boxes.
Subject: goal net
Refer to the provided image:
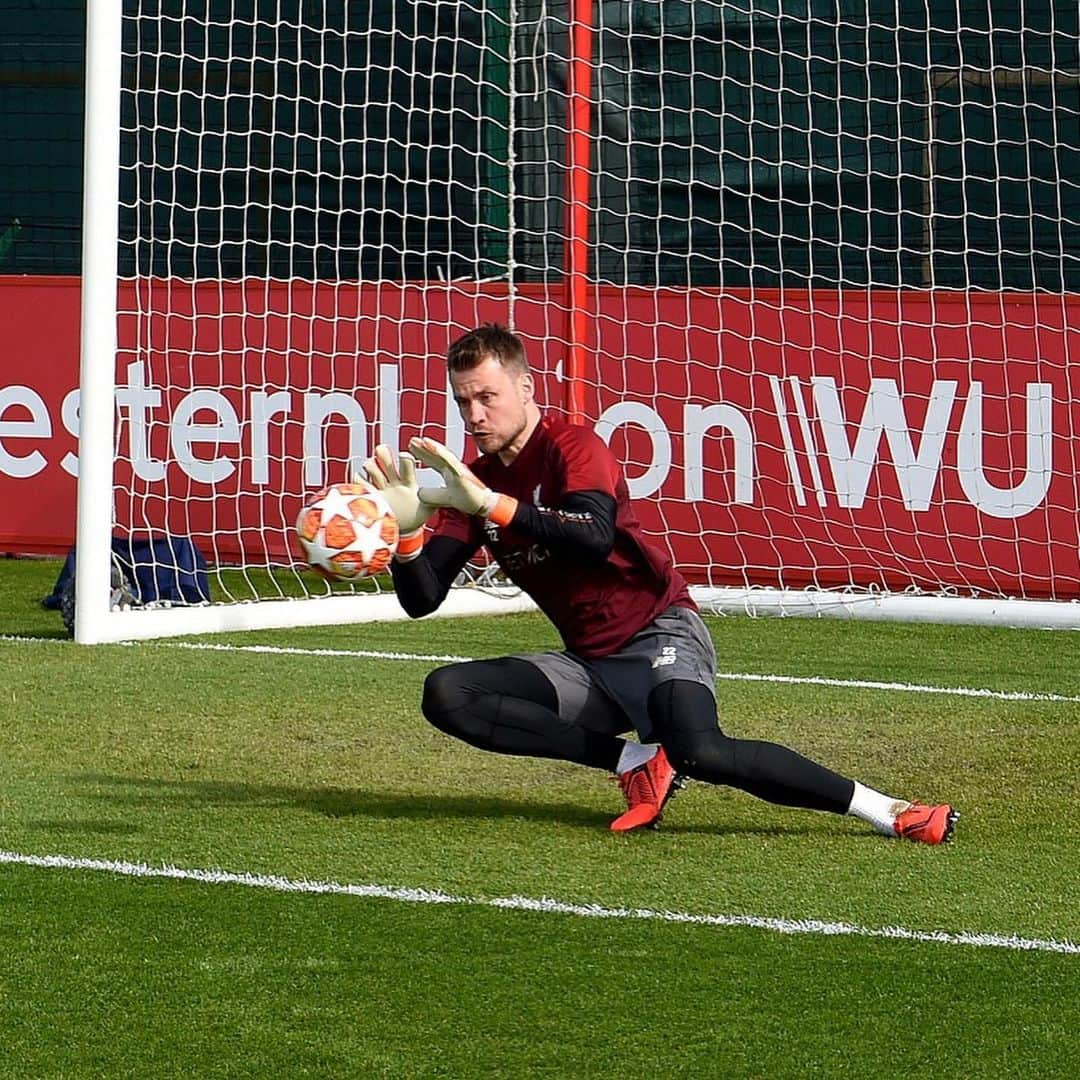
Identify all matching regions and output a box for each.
[76,1,1080,642]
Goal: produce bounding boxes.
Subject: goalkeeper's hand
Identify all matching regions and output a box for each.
[358,445,433,536]
[409,437,517,525]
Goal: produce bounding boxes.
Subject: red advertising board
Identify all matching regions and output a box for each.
[1,276,1078,598]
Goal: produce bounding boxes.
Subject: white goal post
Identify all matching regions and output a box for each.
[76,2,1080,643]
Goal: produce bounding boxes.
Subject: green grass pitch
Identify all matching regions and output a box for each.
[2,555,1079,1077]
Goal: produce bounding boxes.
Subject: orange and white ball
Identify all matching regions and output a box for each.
[296,481,398,580]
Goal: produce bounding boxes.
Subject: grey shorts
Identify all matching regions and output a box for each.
[516,605,717,742]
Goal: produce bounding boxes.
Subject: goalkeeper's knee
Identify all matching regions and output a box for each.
[421,666,466,734]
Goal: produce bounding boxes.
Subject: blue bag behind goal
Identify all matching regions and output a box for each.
[43,535,211,624]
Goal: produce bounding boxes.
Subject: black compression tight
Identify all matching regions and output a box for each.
[421,659,623,772]
[648,680,854,814]
[421,661,854,815]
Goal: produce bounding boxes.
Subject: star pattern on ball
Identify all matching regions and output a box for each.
[295,481,398,581]
[315,483,372,527]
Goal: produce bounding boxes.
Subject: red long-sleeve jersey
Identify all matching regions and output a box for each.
[395,414,693,657]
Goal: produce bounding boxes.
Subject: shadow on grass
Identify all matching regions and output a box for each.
[3,625,69,640]
[29,819,142,837]
[69,773,835,838]
[71,773,613,830]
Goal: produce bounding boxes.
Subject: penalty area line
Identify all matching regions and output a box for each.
[1,849,1077,957]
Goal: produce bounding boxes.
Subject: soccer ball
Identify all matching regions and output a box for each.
[296,481,399,580]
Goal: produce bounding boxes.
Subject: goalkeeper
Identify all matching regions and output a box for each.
[364,323,957,843]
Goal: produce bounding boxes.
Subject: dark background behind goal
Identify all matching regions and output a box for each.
[1,0,1076,290]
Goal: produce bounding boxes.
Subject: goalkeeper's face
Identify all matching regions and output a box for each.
[451,355,539,461]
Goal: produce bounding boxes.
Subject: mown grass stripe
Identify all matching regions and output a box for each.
[4,634,1078,704]
[2,849,1077,956]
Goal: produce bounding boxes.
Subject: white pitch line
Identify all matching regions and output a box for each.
[3,634,1080,703]
[0,634,472,665]
[712,670,1080,704]
[139,639,476,664]
[1,849,1076,956]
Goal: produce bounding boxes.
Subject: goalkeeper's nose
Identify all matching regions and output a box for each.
[463,402,487,427]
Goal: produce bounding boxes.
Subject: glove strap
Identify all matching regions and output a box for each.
[482,492,518,527]
[395,529,425,562]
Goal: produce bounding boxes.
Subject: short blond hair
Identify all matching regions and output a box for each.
[446,323,528,375]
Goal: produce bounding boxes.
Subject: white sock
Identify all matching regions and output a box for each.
[616,740,658,775]
[847,781,910,836]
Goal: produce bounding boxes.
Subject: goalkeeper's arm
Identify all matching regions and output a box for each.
[393,491,615,619]
[409,436,617,560]
[391,534,477,618]
[500,490,616,561]
[391,492,613,618]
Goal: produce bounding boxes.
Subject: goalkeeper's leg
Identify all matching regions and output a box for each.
[647,680,957,842]
[421,658,624,770]
[647,679,855,813]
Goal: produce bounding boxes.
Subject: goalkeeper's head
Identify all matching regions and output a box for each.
[447,323,529,377]
[446,323,539,462]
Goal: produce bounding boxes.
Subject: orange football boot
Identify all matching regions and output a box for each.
[893,801,958,844]
[611,747,684,832]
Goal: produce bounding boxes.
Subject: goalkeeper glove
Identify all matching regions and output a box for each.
[409,437,517,526]
[359,445,433,560]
